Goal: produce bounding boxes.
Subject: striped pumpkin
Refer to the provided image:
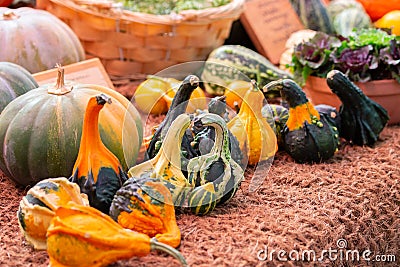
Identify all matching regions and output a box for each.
[289,0,334,34]
[0,7,84,73]
[0,62,38,113]
[0,68,143,186]
[332,8,372,37]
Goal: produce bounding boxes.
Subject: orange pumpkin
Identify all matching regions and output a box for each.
[0,7,85,73]
[356,0,400,21]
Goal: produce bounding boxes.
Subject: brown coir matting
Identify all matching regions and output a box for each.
[0,119,399,267]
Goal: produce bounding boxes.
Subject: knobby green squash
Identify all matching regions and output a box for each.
[0,7,85,73]
[262,103,289,148]
[264,79,340,163]
[187,113,244,215]
[0,61,38,113]
[0,67,142,186]
[201,45,293,97]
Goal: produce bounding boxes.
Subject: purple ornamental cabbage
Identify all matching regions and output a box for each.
[331,45,378,82]
[294,32,341,69]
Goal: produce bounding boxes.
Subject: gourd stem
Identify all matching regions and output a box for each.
[150,238,188,267]
[250,80,259,92]
[47,65,73,95]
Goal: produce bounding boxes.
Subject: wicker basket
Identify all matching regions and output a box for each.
[39,0,245,79]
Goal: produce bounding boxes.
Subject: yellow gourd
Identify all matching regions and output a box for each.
[227,81,278,165]
[374,10,400,35]
[134,75,207,115]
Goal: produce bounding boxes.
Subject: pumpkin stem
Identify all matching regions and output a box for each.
[1,11,19,20]
[47,65,73,95]
[150,238,188,266]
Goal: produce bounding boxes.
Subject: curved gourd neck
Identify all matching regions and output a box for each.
[158,114,191,167]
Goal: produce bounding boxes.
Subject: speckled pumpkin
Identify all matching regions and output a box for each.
[0,61,38,113]
[0,7,85,73]
[0,68,143,186]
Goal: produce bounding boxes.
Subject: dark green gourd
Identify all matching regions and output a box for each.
[326,70,389,146]
[146,75,200,161]
[264,79,340,163]
[190,95,243,167]
[187,113,244,215]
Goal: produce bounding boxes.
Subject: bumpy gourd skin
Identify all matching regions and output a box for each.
[17,177,89,250]
[129,114,193,206]
[264,79,340,163]
[47,202,187,267]
[326,70,389,146]
[69,94,127,214]
[190,95,244,167]
[187,113,244,215]
[110,176,182,248]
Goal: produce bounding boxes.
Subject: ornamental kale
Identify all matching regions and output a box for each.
[290,28,400,85]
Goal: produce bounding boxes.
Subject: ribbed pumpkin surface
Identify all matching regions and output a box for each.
[0,62,38,113]
[0,7,85,73]
[0,82,143,186]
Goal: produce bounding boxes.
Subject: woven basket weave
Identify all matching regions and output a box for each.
[41,0,245,79]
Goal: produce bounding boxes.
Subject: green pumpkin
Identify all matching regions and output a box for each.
[0,62,38,113]
[0,68,143,186]
[0,7,85,73]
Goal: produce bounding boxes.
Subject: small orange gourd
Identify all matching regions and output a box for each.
[17,177,89,250]
[110,177,182,248]
[46,202,187,267]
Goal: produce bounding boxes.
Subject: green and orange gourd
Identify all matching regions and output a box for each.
[264,79,340,163]
[69,94,128,214]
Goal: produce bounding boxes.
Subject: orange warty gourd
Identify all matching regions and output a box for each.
[46,202,188,267]
[110,177,182,248]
